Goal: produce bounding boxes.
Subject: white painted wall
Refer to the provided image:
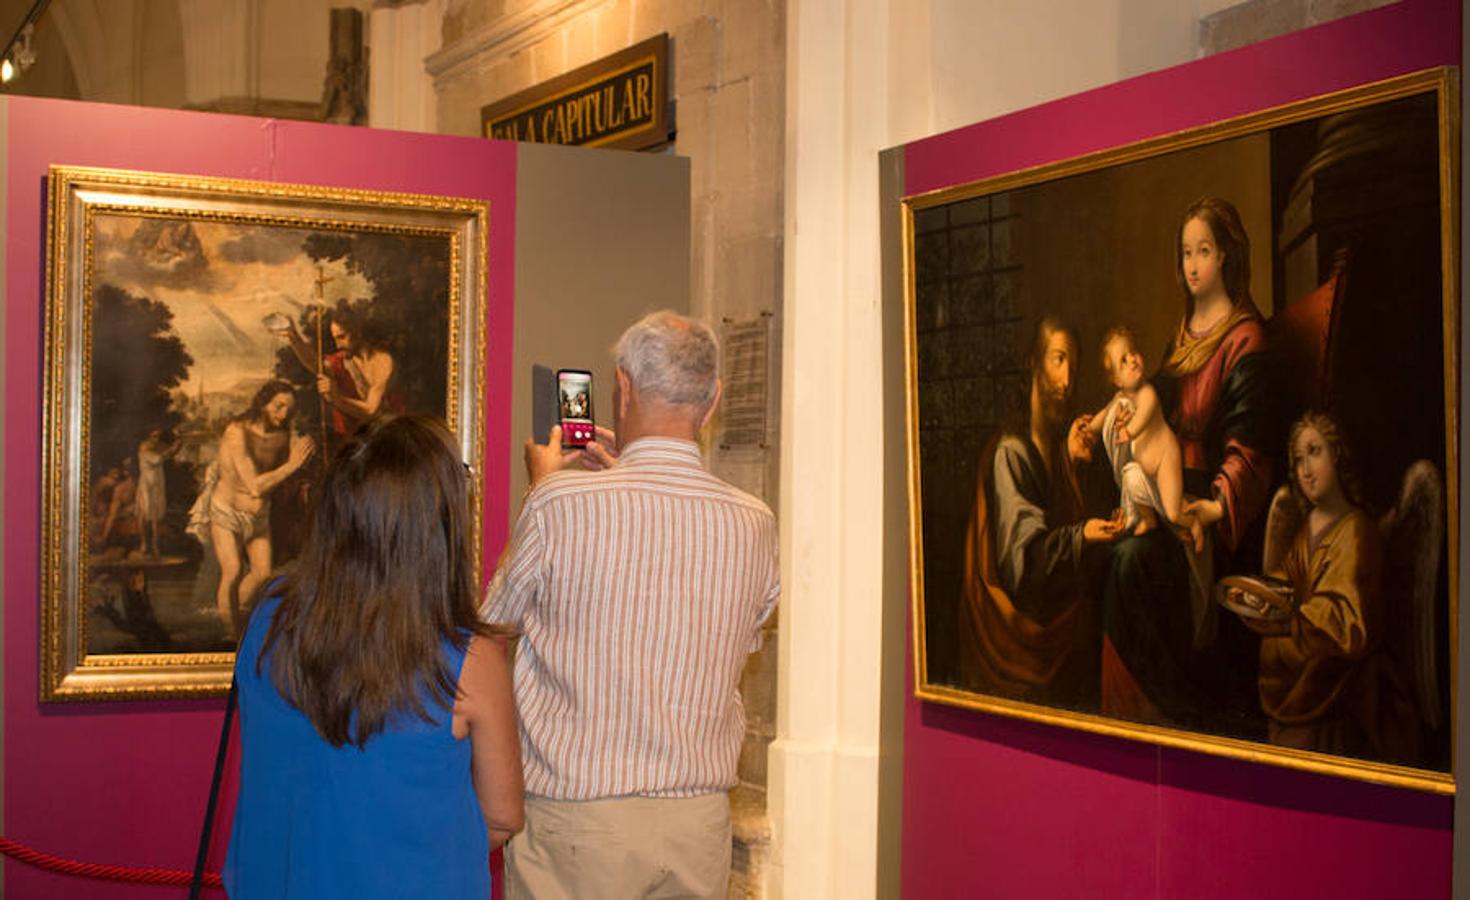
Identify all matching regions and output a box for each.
[177,0,371,108]
[369,0,444,132]
[256,0,334,102]
[925,0,1198,141]
[51,0,144,104]
[772,1,1207,897]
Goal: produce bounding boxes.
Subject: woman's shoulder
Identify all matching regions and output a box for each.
[240,591,286,649]
[451,633,512,729]
[233,596,283,682]
[1209,317,1269,382]
[1219,314,1266,352]
[457,633,509,673]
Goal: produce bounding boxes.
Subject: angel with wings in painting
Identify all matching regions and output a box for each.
[1225,410,1435,764]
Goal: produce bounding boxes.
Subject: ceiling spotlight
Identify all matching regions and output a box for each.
[0,3,48,88]
[11,24,33,71]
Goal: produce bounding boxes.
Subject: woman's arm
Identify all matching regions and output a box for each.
[454,635,524,849]
[1206,332,1277,551]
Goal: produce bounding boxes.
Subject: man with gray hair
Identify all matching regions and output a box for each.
[483,310,780,899]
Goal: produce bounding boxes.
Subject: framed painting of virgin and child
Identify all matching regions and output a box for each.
[41,165,488,701]
[904,68,1458,792]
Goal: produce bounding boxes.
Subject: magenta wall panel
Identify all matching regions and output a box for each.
[3,98,516,897]
[905,1,1462,199]
[900,1,1459,897]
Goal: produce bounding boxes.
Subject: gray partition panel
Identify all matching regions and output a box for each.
[1455,9,1468,894]
[509,142,691,530]
[877,144,907,898]
[0,95,9,874]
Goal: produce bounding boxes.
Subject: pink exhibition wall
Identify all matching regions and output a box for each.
[900,1,1460,898]
[2,98,517,897]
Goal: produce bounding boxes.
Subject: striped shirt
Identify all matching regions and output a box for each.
[483,437,780,800]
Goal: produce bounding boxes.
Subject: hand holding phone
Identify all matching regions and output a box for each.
[578,425,619,470]
[524,426,579,488]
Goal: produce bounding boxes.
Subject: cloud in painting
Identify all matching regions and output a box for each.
[202,299,259,353]
[105,218,215,291]
[216,228,307,266]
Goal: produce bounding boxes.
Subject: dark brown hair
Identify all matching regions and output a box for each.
[259,414,489,747]
[1026,315,1077,385]
[1176,197,1252,310]
[1002,315,1078,437]
[1288,410,1363,508]
[330,303,393,354]
[240,379,300,425]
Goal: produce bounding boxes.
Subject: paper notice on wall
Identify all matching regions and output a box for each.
[719,314,773,450]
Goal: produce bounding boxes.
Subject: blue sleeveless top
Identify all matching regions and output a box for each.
[224,595,490,898]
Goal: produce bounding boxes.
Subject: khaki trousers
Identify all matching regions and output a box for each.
[504,793,731,900]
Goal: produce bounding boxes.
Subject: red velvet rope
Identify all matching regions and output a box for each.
[0,836,222,888]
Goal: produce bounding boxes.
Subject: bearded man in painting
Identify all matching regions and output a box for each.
[199,380,315,635]
[274,307,403,446]
[958,316,1120,708]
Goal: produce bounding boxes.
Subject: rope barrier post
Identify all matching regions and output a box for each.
[191,676,238,898]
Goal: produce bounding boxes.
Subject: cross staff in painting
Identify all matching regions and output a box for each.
[272,301,404,448]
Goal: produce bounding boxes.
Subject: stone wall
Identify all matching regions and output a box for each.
[21,0,375,116]
[1199,0,1400,54]
[429,2,785,895]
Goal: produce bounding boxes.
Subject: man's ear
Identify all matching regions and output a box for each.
[615,367,632,417]
[699,379,723,430]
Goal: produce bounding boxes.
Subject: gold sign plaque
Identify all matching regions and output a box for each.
[480,33,670,151]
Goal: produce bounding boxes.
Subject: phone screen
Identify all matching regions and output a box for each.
[557,369,594,447]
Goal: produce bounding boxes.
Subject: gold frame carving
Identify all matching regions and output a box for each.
[42,165,489,701]
[903,68,1459,793]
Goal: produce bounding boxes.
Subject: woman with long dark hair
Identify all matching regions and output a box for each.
[224,414,522,897]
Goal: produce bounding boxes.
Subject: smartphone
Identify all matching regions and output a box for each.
[532,364,557,443]
[556,369,595,448]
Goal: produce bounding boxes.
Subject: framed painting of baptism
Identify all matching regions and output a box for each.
[41,165,488,701]
[904,68,1459,792]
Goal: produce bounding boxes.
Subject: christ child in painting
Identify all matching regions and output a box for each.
[1086,326,1201,551]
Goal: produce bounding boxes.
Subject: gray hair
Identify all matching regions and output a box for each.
[613,310,720,408]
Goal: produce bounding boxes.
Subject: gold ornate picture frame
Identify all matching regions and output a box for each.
[42,165,488,701]
[904,68,1459,792]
